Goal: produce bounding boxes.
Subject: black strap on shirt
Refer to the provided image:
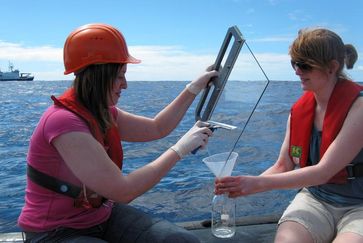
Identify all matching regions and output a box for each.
[347,163,363,180]
[27,164,81,198]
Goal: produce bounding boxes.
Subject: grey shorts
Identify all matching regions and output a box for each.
[279,188,363,243]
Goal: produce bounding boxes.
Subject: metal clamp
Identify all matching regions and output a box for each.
[195,26,245,122]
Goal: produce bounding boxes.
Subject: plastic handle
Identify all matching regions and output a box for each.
[191,127,217,154]
[195,26,245,122]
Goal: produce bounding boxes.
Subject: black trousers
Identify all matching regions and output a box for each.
[25,203,200,243]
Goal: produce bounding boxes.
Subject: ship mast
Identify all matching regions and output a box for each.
[8,62,14,72]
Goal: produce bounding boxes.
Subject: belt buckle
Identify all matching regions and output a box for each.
[346,164,355,180]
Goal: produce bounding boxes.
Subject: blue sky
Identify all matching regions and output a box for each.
[0,0,362,81]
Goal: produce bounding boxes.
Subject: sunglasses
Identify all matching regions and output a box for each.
[290,60,313,72]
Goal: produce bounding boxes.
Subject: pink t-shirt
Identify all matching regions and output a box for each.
[18,105,113,232]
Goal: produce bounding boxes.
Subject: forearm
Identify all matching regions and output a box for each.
[154,88,195,136]
[121,149,179,202]
[258,165,328,192]
[260,162,289,175]
[120,121,210,202]
[261,154,295,176]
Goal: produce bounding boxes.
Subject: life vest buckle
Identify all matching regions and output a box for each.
[345,163,363,180]
[346,164,356,180]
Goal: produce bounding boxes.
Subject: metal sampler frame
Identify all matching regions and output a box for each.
[195,26,245,122]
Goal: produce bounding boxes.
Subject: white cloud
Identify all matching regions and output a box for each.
[0,40,62,61]
[230,52,295,81]
[127,45,216,81]
[0,40,311,81]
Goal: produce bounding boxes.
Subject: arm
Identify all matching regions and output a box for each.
[215,97,363,197]
[53,122,212,203]
[261,115,296,175]
[118,68,218,142]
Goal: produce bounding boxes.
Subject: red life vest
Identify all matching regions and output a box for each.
[51,88,123,169]
[289,80,362,184]
[26,88,123,208]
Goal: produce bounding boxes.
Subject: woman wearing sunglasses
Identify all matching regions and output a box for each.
[215,27,363,243]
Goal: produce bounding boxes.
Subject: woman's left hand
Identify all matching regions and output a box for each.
[186,65,219,95]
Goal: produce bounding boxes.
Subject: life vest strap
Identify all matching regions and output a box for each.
[347,163,363,180]
[27,164,81,198]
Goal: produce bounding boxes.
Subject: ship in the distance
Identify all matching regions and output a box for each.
[0,62,34,81]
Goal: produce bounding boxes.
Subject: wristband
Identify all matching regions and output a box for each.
[186,83,199,95]
[170,146,183,159]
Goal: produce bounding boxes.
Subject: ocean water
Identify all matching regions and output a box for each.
[0,80,303,233]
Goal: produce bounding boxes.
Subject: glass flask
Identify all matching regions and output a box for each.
[211,193,236,238]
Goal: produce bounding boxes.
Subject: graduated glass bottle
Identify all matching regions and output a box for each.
[203,151,238,238]
[211,193,236,238]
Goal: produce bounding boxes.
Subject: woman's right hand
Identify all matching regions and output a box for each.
[186,65,219,95]
[171,121,213,158]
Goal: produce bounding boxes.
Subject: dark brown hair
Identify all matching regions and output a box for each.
[73,63,122,133]
[289,28,358,79]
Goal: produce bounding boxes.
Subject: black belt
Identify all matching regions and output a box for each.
[346,163,363,180]
[27,164,81,198]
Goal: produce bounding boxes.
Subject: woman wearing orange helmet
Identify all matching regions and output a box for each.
[18,23,217,242]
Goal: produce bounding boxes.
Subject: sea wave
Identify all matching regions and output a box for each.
[0,80,301,232]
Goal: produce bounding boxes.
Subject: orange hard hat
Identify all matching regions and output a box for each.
[63,23,141,74]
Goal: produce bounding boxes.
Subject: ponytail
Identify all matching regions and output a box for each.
[344,44,358,69]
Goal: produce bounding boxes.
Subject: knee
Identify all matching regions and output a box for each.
[274,222,314,243]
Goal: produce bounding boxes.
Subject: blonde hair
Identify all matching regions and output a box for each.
[289,27,358,79]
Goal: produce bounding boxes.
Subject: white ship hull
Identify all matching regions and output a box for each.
[0,62,34,81]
